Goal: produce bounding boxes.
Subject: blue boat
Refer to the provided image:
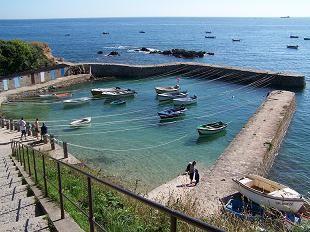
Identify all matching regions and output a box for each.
[158,106,187,119]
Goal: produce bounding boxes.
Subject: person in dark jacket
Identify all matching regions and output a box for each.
[40,123,48,141]
[194,169,200,186]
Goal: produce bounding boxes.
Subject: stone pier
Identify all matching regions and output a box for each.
[148,90,296,217]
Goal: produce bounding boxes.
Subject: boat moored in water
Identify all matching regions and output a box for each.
[197,121,227,135]
[290,35,299,38]
[158,106,187,119]
[173,95,197,106]
[101,89,136,98]
[63,97,90,106]
[70,117,92,127]
[54,92,72,99]
[39,94,54,99]
[233,174,305,213]
[205,36,216,39]
[287,45,299,49]
[155,85,180,94]
[157,91,188,101]
[232,39,241,42]
[91,87,124,97]
[304,37,310,40]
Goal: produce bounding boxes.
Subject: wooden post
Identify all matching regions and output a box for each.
[170,216,177,232]
[88,177,95,232]
[63,142,68,158]
[27,146,31,176]
[22,145,26,171]
[32,149,38,183]
[6,120,9,130]
[50,135,55,150]
[57,162,65,219]
[10,119,13,131]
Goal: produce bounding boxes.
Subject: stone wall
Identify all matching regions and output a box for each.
[85,62,305,90]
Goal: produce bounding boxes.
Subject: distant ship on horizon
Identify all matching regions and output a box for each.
[280,16,290,18]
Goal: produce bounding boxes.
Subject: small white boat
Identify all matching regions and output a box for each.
[233,174,305,213]
[91,87,123,97]
[101,89,136,98]
[155,85,180,94]
[70,117,91,127]
[197,121,227,135]
[63,97,90,106]
[157,91,188,101]
[173,95,197,106]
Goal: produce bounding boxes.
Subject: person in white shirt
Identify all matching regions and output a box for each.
[19,117,27,140]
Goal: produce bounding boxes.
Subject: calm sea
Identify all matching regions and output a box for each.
[0,18,309,193]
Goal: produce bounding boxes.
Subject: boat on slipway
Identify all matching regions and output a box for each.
[233,174,305,213]
[158,107,187,120]
[173,95,197,106]
[155,85,180,94]
[157,91,188,101]
[197,121,227,135]
[70,117,92,127]
[63,97,90,106]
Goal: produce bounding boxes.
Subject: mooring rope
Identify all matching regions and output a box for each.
[67,134,188,152]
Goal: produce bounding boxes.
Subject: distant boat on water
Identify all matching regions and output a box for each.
[205,36,216,39]
[205,31,212,34]
[287,45,299,49]
[280,16,290,18]
[232,39,241,42]
[304,37,310,40]
[139,31,146,33]
[290,35,299,38]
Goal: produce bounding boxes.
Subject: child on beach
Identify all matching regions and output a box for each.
[194,169,200,186]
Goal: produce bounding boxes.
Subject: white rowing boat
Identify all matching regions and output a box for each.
[70,117,92,127]
[101,89,136,98]
[91,87,124,97]
[155,85,180,94]
[63,97,90,106]
[173,95,197,106]
[197,121,227,135]
[157,91,188,101]
[233,174,305,213]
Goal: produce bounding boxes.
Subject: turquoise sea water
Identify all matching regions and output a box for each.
[0,18,309,193]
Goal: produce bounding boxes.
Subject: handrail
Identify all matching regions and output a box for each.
[10,140,224,232]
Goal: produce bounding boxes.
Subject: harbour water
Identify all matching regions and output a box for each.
[0,18,309,193]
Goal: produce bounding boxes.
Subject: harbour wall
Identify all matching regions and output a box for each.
[148,90,296,216]
[86,62,305,89]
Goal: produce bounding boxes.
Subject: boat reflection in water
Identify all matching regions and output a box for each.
[196,130,227,144]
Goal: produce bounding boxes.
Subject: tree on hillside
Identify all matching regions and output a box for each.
[0,40,53,76]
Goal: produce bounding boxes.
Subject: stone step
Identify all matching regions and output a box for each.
[0,189,28,204]
[0,179,23,189]
[0,196,39,225]
[0,176,23,186]
[0,165,18,173]
[0,162,16,169]
[0,170,20,179]
[1,215,50,232]
[0,185,28,198]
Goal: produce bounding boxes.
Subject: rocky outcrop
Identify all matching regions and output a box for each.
[108,51,120,56]
[155,49,206,59]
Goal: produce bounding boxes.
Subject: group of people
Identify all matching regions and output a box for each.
[185,160,199,186]
[19,117,48,141]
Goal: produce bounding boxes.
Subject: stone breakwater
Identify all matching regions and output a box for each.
[82,62,305,89]
[148,90,296,216]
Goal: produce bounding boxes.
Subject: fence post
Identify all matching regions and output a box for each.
[57,162,65,219]
[87,177,95,232]
[18,143,22,165]
[42,155,48,197]
[26,146,31,176]
[32,149,38,183]
[170,216,177,232]
[22,145,26,170]
[6,120,9,130]
[63,142,68,158]
[50,135,55,150]
[10,119,13,131]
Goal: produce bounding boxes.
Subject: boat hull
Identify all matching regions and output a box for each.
[197,127,226,135]
[157,92,188,101]
[155,85,180,94]
[173,98,197,106]
[234,180,304,213]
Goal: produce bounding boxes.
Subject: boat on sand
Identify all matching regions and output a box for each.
[70,117,91,127]
[155,85,180,94]
[197,121,227,135]
[233,174,305,213]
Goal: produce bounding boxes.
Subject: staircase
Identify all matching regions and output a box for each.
[0,141,50,231]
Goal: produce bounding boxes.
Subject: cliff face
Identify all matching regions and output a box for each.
[30,41,62,64]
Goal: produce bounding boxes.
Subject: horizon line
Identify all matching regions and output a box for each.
[1,16,309,20]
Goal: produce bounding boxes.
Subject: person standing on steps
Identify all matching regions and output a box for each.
[40,123,48,142]
[185,161,196,184]
[19,117,27,140]
[34,118,40,139]
[194,169,200,186]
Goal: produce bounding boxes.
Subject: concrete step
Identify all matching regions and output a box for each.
[0,170,20,179]
[0,162,16,169]
[0,176,23,186]
[0,196,39,225]
[0,185,28,198]
[0,189,28,204]
[0,165,18,173]
[0,178,23,189]
[1,215,50,232]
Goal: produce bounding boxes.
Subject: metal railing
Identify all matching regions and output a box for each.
[8,137,224,232]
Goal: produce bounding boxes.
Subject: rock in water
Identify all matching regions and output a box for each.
[108,51,120,56]
[97,51,103,54]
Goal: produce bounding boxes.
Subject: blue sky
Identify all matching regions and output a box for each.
[0,0,309,19]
